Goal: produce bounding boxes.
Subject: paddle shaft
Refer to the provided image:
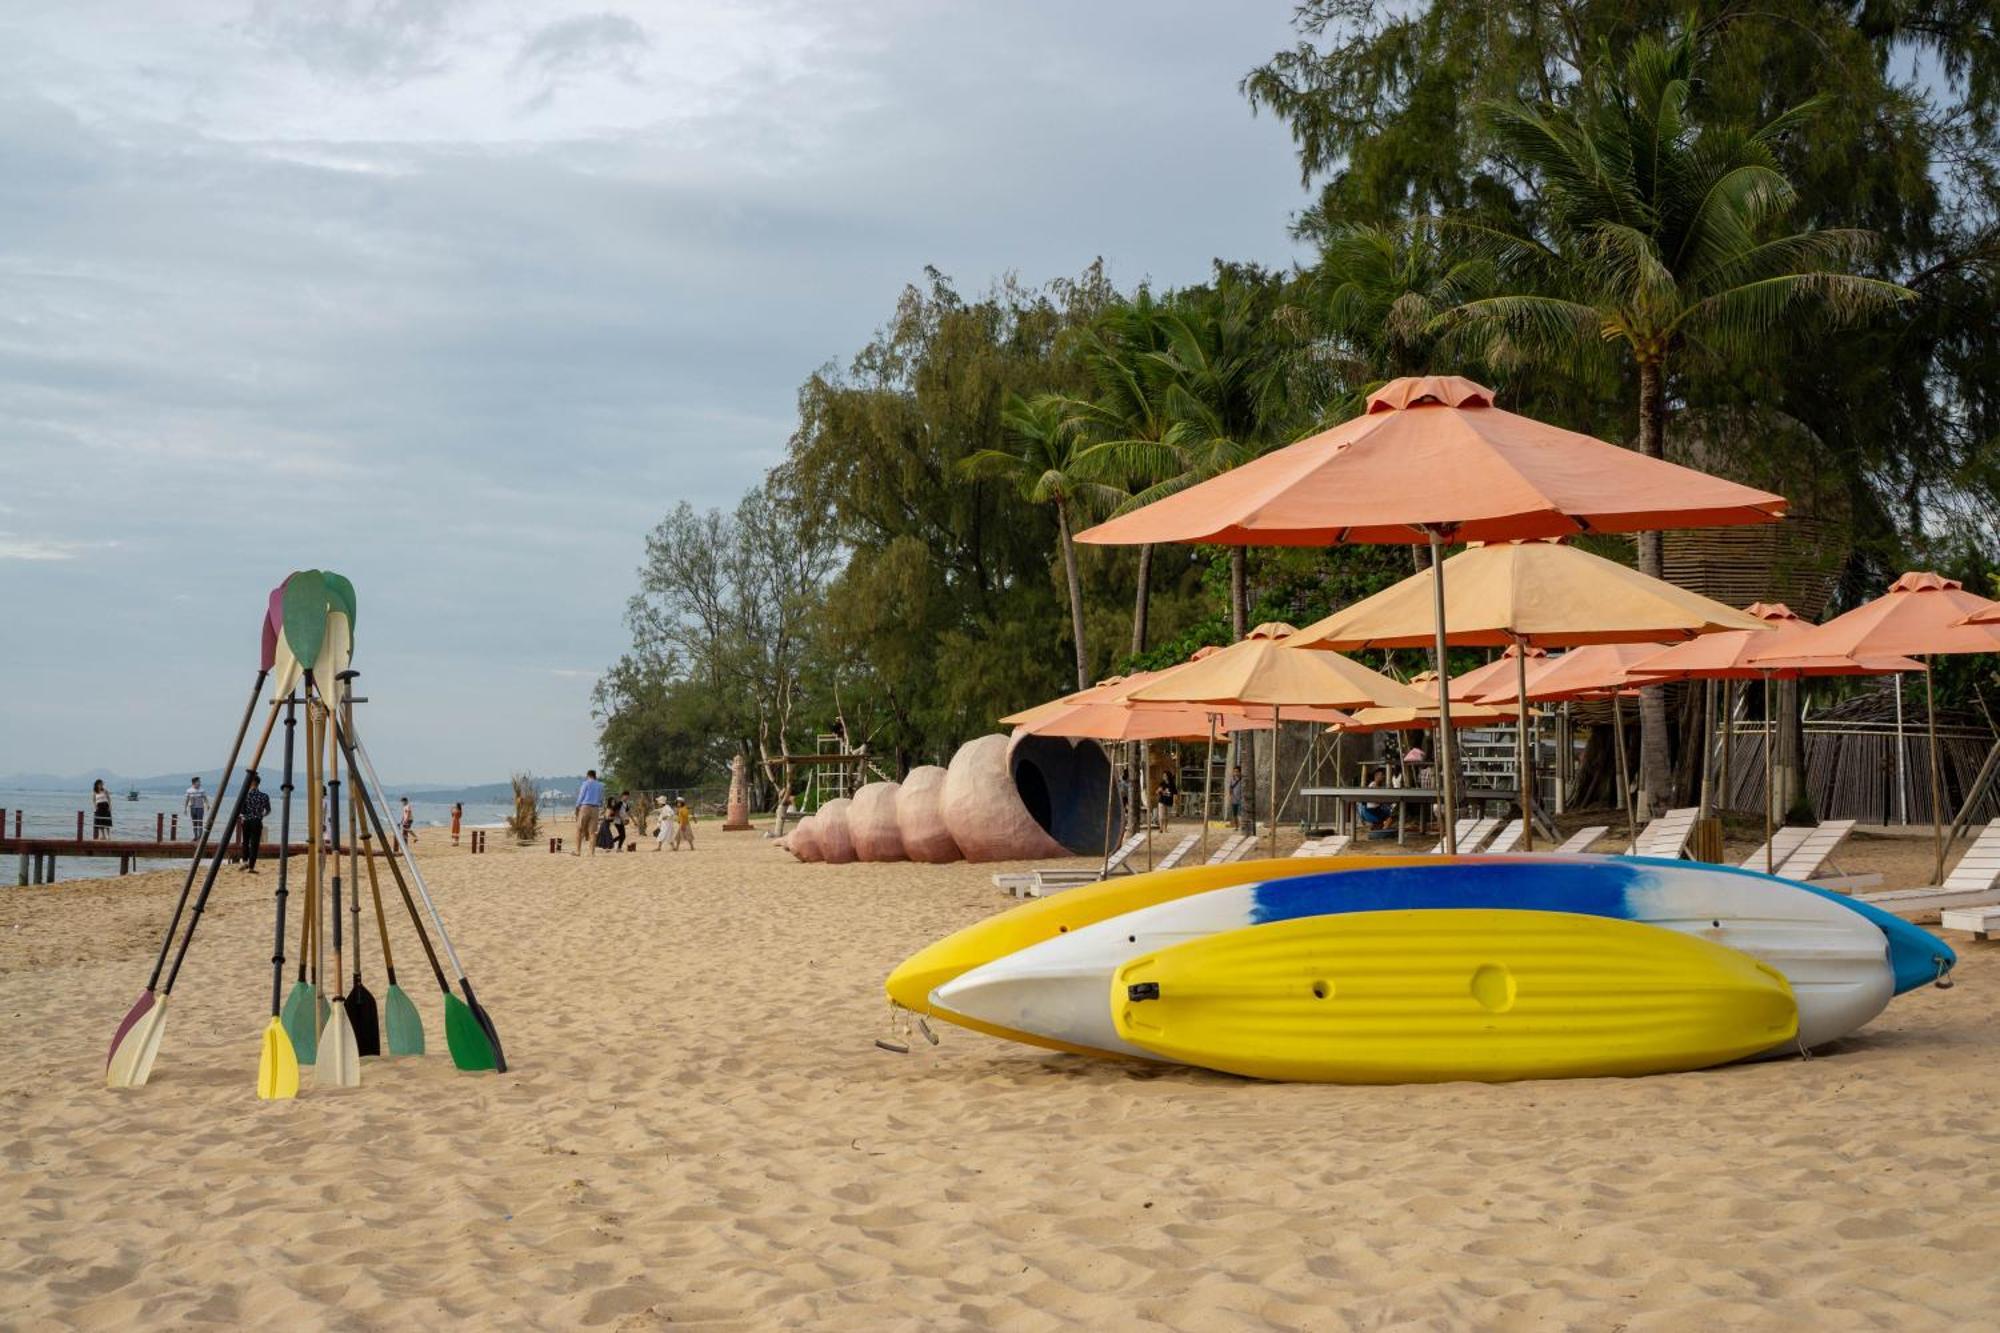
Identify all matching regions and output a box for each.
[348,747,365,986]
[321,679,345,1003]
[351,740,400,985]
[345,724,452,996]
[144,671,273,990]
[269,695,298,1018]
[159,712,281,996]
[341,719,473,982]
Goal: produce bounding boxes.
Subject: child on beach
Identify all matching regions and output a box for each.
[450,802,462,846]
[91,781,112,839]
[671,797,694,851]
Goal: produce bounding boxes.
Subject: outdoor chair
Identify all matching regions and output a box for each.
[1863,823,2000,920]
[1632,807,1700,859]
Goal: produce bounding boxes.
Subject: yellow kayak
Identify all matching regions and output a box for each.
[886,855,1437,1055]
[1113,909,1797,1083]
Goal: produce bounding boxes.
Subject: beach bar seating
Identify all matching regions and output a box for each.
[1861,823,2000,918]
[1633,807,1700,859]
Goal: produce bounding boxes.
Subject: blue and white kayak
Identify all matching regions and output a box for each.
[936,858,1937,1060]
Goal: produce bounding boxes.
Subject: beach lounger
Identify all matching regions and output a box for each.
[1484,820,1524,854]
[1774,819,1875,888]
[1633,807,1699,860]
[994,831,1150,896]
[1224,835,1262,863]
[1739,825,1811,871]
[1535,825,1610,854]
[1290,834,1353,858]
[1866,822,2000,918]
[1152,832,1200,872]
[1431,816,1498,855]
[1204,833,1249,865]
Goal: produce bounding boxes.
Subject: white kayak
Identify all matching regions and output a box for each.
[934,858,1895,1060]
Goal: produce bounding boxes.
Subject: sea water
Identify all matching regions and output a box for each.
[0,788,515,882]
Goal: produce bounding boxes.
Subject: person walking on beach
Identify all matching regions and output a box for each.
[1153,774,1173,831]
[671,796,695,851]
[400,797,417,845]
[574,770,604,856]
[91,780,112,839]
[1227,765,1243,824]
[183,777,208,843]
[608,797,627,852]
[450,802,463,847]
[238,771,271,872]
[653,795,672,851]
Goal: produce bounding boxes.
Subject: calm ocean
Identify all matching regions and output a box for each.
[1,787,515,882]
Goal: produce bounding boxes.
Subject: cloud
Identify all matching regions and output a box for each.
[513,13,652,113]
[0,533,117,561]
[244,0,465,88]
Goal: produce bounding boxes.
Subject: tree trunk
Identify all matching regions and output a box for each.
[1057,501,1089,691]
[1131,543,1153,655]
[1635,358,1671,816]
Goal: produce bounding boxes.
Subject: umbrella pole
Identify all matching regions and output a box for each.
[1100,742,1117,878]
[1513,636,1532,851]
[1270,706,1281,858]
[1895,675,1909,826]
[1613,694,1635,852]
[1719,682,1733,814]
[1201,715,1216,858]
[1763,671,1775,875]
[1697,678,1714,823]
[1425,527,1459,853]
[1926,657,1945,885]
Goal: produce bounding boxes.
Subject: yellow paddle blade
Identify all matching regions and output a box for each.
[257,1017,300,1100]
[315,1004,361,1089]
[106,996,169,1089]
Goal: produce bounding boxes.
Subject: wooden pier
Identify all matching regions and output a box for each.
[1,809,309,885]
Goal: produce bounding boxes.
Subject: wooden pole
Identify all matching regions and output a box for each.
[1513,638,1533,851]
[1894,675,1909,825]
[1270,706,1281,858]
[1201,714,1216,858]
[1613,694,1635,852]
[1425,526,1459,852]
[1697,678,1715,822]
[1763,671,1776,874]
[1926,657,1945,885]
[1719,681,1734,814]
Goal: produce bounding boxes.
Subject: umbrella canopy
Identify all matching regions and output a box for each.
[1074,377,1787,547]
[1446,645,1549,702]
[1631,603,1921,680]
[1336,702,1518,733]
[1473,643,1667,704]
[1290,541,1770,650]
[1019,702,1260,743]
[1756,573,2000,662]
[1125,623,1430,710]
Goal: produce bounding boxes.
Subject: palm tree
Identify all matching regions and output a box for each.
[960,392,1112,691]
[1443,29,1910,811]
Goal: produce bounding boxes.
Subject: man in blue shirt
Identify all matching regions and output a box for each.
[574,769,605,857]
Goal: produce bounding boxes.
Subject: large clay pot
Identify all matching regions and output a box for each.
[815,797,857,864]
[849,782,907,861]
[897,766,961,863]
[942,734,1068,862]
[787,817,823,863]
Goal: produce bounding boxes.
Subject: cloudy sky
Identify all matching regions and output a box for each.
[0,0,1309,782]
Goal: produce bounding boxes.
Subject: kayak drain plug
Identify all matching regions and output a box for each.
[1126,982,1160,1003]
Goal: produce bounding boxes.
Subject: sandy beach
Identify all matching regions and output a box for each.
[5,824,1998,1329]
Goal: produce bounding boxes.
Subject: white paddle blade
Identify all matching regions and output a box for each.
[315,1006,361,1089]
[107,997,170,1089]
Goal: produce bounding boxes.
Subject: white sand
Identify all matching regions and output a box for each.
[3,824,1997,1328]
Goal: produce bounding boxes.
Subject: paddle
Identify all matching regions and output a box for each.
[347,740,471,1062]
[107,743,269,1088]
[314,684,361,1089]
[337,710,504,1072]
[281,694,323,1062]
[257,695,301,1100]
[108,670,271,1078]
[357,784,421,1055]
[344,781,381,1056]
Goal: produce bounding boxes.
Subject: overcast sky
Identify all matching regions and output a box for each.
[0,0,1308,782]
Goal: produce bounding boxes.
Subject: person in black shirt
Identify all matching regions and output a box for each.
[238,771,272,872]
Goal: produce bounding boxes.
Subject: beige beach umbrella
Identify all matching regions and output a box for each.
[1293,541,1767,846]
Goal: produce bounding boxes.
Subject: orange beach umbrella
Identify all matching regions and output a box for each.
[1754,573,2000,879]
[1076,376,1786,850]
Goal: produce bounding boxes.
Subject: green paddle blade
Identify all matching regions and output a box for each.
[347,981,381,1058]
[443,992,497,1071]
[257,1017,299,1100]
[281,570,330,674]
[281,981,319,1065]
[384,984,425,1057]
[322,571,356,639]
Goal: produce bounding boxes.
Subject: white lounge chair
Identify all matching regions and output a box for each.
[1633,807,1699,859]
[1538,825,1610,854]
[1433,817,1500,855]
[1775,820,1875,888]
[1205,833,1249,865]
[1224,835,1262,863]
[1152,832,1200,872]
[1484,820,1525,854]
[1866,823,2000,918]
[1291,834,1353,858]
[995,831,1149,896]
[1739,825,1811,872]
